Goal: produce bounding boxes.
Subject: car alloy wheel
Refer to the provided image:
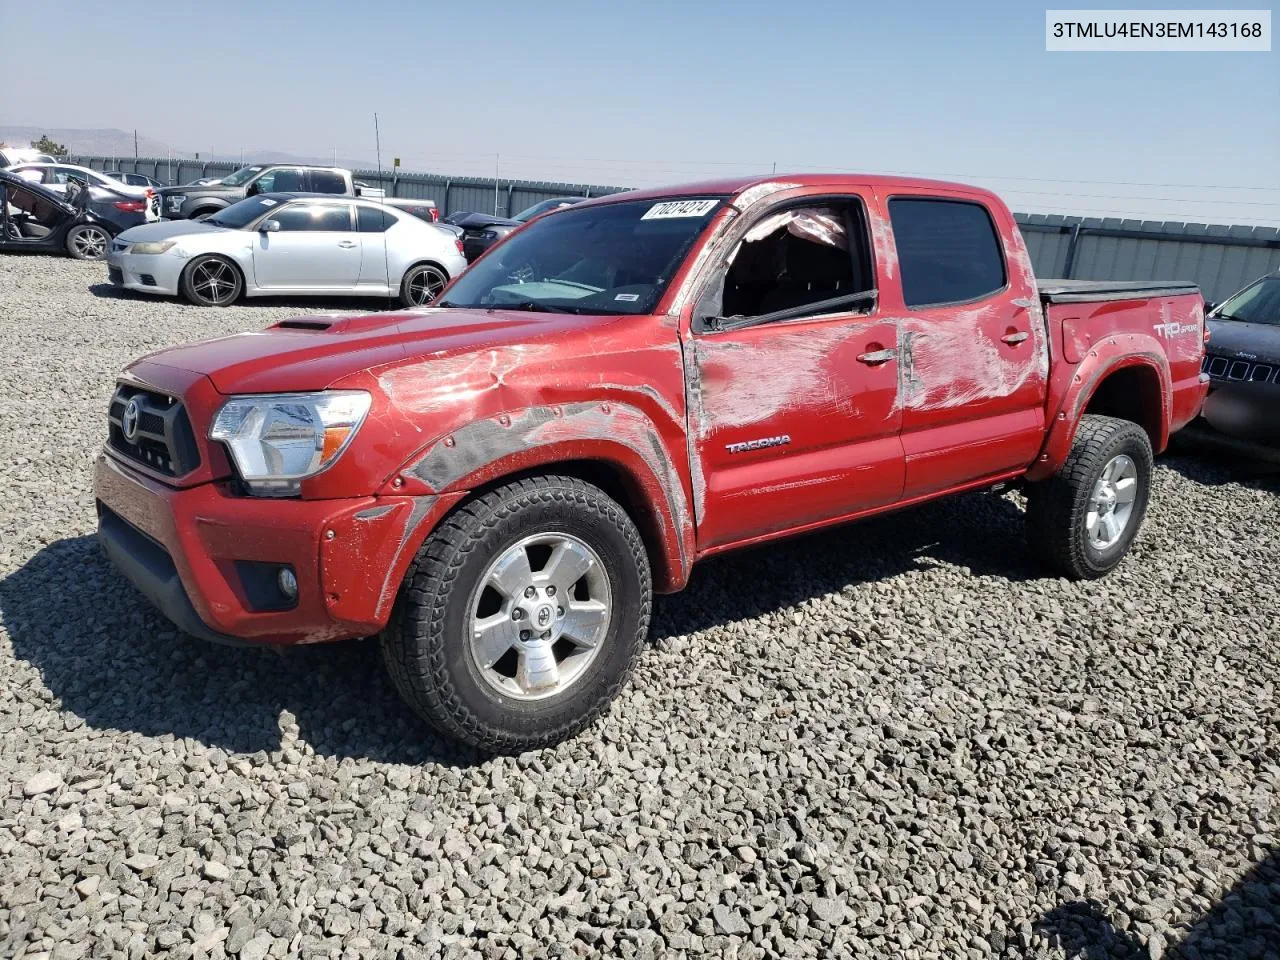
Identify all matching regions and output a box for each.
[71,226,108,259]
[190,259,238,305]
[404,265,448,306]
[466,532,613,701]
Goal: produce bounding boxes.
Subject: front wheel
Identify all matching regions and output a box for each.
[66,224,110,260]
[180,255,243,307]
[1026,414,1153,579]
[399,263,449,307]
[381,476,652,753]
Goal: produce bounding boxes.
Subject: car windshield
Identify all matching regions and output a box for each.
[218,165,265,187]
[204,195,281,229]
[439,197,725,315]
[514,198,580,222]
[1214,275,1280,326]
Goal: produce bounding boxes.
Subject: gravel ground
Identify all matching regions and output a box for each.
[0,254,1277,960]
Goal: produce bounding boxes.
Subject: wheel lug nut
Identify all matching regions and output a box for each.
[519,630,531,641]
[511,609,523,621]
[524,586,536,598]
[557,606,564,617]
[546,585,556,596]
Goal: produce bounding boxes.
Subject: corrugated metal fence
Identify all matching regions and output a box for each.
[74,156,1279,304]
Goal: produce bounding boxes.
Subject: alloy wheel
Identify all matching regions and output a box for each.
[1086,454,1138,550]
[192,260,237,305]
[466,533,612,700]
[73,227,108,259]
[407,266,447,305]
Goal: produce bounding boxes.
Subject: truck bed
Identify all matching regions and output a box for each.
[1037,279,1200,304]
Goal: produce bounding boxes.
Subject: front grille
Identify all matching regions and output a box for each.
[1202,352,1280,385]
[140,274,156,286]
[107,384,201,477]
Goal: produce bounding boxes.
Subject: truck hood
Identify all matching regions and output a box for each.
[156,184,239,199]
[1207,318,1280,365]
[133,308,607,394]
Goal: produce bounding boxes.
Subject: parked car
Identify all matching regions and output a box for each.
[106,192,467,307]
[106,170,165,190]
[447,196,587,261]
[1185,271,1280,460]
[0,146,56,168]
[156,164,371,220]
[94,174,1206,753]
[5,162,155,200]
[0,169,121,259]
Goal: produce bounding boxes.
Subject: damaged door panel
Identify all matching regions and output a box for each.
[877,191,1049,497]
[685,195,904,549]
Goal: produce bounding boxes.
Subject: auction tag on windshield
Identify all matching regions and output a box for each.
[641,199,718,220]
[260,198,277,206]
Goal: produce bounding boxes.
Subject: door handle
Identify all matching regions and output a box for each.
[338,240,357,248]
[857,348,897,365]
[1001,331,1030,345]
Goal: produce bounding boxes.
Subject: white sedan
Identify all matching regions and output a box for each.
[106,193,469,307]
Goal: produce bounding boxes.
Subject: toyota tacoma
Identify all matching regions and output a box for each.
[94,174,1208,753]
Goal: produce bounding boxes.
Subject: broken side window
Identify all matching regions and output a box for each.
[716,202,874,322]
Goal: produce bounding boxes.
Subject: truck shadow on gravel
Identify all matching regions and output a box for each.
[1036,849,1278,959]
[1,490,1035,763]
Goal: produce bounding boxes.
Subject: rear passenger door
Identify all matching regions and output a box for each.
[878,192,1047,497]
[252,202,362,289]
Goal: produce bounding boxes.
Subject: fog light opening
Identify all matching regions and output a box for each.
[277,567,298,602]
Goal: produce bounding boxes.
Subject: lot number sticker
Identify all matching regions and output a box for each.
[641,199,718,220]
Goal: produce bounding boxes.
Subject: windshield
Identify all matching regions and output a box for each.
[439,197,725,315]
[204,195,282,229]
[1214,275,1280,326]
[514,198,580,222]
[218,165,265,187]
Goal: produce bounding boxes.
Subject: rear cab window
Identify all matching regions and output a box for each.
[310,170,347,193]
[888,198,1006,308]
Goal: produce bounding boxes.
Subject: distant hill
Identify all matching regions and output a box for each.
[0,126,178,159]
[0,126,377,169]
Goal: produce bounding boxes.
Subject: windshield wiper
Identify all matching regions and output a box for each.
[706,289,878,332]
[489,299,588,315]
[1212,312,1247,323]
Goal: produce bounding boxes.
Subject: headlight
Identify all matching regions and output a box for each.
[209,391,371,497]
[129,239,179,255]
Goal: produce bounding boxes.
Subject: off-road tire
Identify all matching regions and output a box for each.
[65,224,110,260]
[180,254,243,307]
[381,476,652,754]
[1026,414,1153,580]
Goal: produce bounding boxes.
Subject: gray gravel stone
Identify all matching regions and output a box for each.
[0,254,1277,960]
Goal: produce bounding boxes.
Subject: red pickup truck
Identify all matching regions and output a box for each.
[95,174,1208,752]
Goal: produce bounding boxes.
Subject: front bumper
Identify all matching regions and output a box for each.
[93,452,460,646]
[107,249,183,296]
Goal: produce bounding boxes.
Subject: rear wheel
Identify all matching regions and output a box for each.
[399,263,448,307]
[1026,415,1153,579]
[66,224,110,260]
[180,255,243,307]
[381,476,651,753]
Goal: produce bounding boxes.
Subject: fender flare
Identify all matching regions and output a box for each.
[391,402,696,592]
[1027,335,1171,482]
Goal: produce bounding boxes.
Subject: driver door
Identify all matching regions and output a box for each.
[252,202,362,289]
[687,194,906,550]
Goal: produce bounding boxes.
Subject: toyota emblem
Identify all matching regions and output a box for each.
[122,397,142,443]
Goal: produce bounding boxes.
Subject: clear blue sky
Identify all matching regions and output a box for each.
[2,0,1276,224]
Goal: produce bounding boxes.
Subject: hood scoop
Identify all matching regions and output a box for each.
[265,313,408,335]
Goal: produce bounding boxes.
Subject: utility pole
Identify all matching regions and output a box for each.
[374,113,383,189]
[494,153,500,215]
[133,129,138,161]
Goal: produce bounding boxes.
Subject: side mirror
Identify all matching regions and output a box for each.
[246,181,260,196]
[1203,301,1217,315]
[259,219,280,233]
